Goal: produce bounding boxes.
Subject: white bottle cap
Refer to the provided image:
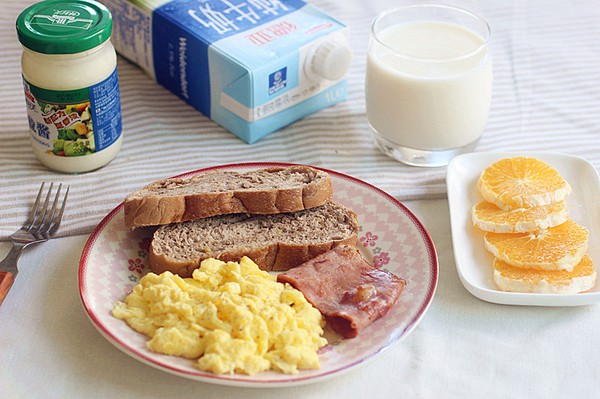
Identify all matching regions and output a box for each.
[306,37,352,81]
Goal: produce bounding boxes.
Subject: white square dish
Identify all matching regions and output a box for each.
[447,152,600,306]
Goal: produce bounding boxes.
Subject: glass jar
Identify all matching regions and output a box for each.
[16,0,123,173]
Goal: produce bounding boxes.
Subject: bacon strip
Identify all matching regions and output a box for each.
[277,245,406,338]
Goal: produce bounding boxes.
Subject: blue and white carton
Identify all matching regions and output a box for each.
[104,0,352,143]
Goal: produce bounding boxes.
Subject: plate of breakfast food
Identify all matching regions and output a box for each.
[447,152,600,306]
[79,163,438,387]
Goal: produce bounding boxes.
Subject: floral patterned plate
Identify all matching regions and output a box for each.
[78,163,438,387]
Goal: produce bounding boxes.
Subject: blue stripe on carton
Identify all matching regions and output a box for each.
[215,80,347,143]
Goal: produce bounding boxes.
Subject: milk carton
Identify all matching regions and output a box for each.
[104,0,352,143]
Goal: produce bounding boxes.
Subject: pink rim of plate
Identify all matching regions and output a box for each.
[78,162,438,386]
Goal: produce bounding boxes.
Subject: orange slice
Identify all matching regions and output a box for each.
[471,200,568,233]
[484,219,588,271]
[477,157,571,210]
[493,255,597,293]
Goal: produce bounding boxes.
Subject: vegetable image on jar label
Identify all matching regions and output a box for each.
[23,67,122,159]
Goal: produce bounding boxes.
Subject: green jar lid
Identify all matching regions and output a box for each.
[16,0,112,54]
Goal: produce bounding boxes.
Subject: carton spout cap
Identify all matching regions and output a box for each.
[309,38,352,81]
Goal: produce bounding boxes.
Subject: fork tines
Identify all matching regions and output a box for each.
[27,182,70,238]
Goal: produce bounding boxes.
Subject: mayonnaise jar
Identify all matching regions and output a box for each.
[16,0,123,173]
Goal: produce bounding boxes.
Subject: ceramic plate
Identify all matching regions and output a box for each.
[79,163,438,387]
[447,152,600,306]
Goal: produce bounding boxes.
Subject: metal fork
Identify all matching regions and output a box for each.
[0,182,69,306]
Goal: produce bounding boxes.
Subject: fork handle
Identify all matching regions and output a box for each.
[0,272,15,306]
[0,244,24,306]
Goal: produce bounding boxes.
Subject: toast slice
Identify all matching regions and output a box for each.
[124,165,333,229]
[149,201,359,276]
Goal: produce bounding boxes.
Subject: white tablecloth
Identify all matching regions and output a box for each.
[2,199,599,398]
[2,0,600,397]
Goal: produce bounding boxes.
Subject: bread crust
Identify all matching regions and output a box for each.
[124,166,333,229]
[148,234,359,277]
[148,201,359,277]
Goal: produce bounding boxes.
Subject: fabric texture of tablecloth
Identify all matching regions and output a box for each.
[1,0,599,240]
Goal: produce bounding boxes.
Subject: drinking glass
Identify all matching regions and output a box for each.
[366,4,492,167]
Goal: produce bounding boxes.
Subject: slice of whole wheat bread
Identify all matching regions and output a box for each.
[124,165,333,229]
[149,201,359,277]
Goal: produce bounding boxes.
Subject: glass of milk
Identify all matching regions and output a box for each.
[366,4,492,167]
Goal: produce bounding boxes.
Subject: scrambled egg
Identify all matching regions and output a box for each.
[112,257,327,375]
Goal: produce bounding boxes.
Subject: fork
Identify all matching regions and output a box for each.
[0,182,69,306]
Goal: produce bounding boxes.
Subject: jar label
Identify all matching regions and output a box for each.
[22,67,122,158]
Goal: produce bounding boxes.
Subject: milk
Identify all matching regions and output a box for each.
[366,20,492,151]
[103,0,351,143]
